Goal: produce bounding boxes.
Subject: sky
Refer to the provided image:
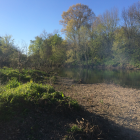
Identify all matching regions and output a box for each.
[0,0,139,49]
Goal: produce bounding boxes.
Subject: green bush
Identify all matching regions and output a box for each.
[6,78,20,89]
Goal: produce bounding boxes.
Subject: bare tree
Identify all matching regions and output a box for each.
[99,8,119,33]
[122,2,140,40]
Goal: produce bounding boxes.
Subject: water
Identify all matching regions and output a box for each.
[58,67,140,89]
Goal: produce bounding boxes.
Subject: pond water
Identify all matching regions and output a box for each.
[58,67,140,89]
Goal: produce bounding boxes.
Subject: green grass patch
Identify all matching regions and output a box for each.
[0,81,54,121]
[0,69,81,122]
[68,125,83,132]
[0,67,49,84]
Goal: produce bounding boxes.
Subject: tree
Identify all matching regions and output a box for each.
[0,35,18,67]
[112,28,129,65]
[90,8,119,63]
[28,36,43,56]
[60,3,95,33]
[60,3,95,63]
[132,2,140,25]
[122,1,140,30]
[121,2,140,62]
[43,34,66,66]
[100,8,119,33]
[65,19,79,61]
[28,32,66,69]
[78,26,90,64]
[28,36,44,68]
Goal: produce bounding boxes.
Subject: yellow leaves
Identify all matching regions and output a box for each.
[66,19,76,32]
[30,79,33,83]
[61,93,64,98]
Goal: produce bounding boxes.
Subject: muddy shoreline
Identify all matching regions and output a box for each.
[54,77,140,139]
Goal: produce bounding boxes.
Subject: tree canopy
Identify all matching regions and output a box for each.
[1,2,140,69]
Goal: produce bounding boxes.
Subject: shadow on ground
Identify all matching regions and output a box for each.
[0,98,139,140]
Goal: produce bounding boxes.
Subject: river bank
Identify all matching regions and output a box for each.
[54,77,140,140]
[0,67,140,139]
[63,63,140,70]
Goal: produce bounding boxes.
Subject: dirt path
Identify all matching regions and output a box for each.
[54,77,140,139]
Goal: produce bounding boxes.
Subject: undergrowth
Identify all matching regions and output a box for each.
[0,67,50,84]
[0,68,81,122]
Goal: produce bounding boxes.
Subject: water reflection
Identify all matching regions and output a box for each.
[58,68,140,89]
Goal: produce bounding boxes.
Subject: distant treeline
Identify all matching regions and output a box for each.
[0,2,140,70]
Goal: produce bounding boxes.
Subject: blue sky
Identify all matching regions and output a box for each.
[0,0,139,48]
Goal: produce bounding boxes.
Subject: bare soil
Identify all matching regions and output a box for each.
[54,77,140,140]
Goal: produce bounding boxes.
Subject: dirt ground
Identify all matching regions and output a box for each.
[54,77,140,140]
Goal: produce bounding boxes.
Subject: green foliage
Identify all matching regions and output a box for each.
[28,32,66,68]
[69,99,80,110]
[1,2,140,69]
[0,67,49,84]
[62,3,140,67]
[0,68,81,122]
[6,78,20,89]
[0,35,20,67]
[1,82,50,103]
[0,81,53,121]
[68,125,82,132]
[28,36,43,56]
[0,81,80,121]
